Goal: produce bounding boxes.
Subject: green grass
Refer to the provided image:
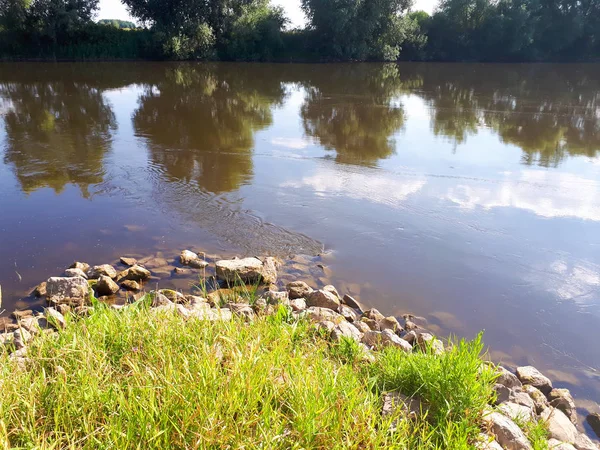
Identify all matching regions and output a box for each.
[0,303,497,449]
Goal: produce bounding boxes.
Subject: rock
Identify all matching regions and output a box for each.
[0,332,14,346]
[379,316,402,334]
[215,257,265,284]
[363,330,413,352]
[417,333,445,355]
[497,366,523,389]
[573,435,599,450]
[305,307,345,324]
[64,268,88,279]
[46,277,89,306]
[404,319,419,331]
[186,296,210,310]
[548,439,577,450]
[587,413,600,440]
[289,298,307,312]
[363,308,385,322]
[87,264,117,280]
[56,304,71,316]
[476,434,504,450]
[69,262,90,272]
[522,385,549,414]
[516,366,553,394]
[151,293,173,308]
[331,321,362,342]
[45,308,66,329]
[12,310,33,320]
[228,303,255,321]
[541,408,578,444]
[13,328,32,349]
[382,392,422,430]
[121,280,140,291]
[158,290,187,304]
[402,330,417,344]
[306,289,340,310]
[287,281,312,299]
[342,294,364,313]
[262,290,289,306]
[548,389,577,424]
[141,257,170,269]
[74,306,94,317]
[361,317,380,331]
[180,250,208,269]
[261,257,279,285]
[494,383,511,405]
[499,401,536,422]
[189,308,233,322]
[484,411,533,450]
[18,316,42,334]
[120,257,137,267]
[353,321,371,334]
[173,267,193,275]
[119,265,151,282]
[32,281,47,297]
[510,388,536,411]
[323,285,340,299]
[95,276,120,296]
[338,305,358,322]
[315,321,336,334]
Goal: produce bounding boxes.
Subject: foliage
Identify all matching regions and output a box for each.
[0,303,497,448]
[97,18,136,29]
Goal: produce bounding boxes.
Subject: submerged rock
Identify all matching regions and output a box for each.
[119,257,137,267]
[180,250,208,269]
[46,277,89,306]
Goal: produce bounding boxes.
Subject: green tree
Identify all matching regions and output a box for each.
[27,0,100,44]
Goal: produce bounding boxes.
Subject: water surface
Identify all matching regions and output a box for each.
[0,62,599,416]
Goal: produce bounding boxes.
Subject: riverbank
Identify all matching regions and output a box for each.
[0,252,599,448]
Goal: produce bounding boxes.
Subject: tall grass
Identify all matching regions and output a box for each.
[0,304,496,448]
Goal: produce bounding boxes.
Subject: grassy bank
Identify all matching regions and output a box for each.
[0,300,501,449]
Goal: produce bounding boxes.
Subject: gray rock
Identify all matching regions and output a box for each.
[331,321,362,342]
[305,307,345,324]
[475,434,504,450]
[121,280,140,291]
[363,330,412,352]
[18,316,42,334]
[46,277,90,306]
[173,267,193,275]
[541,408,578,444]
[323,285,340,299]
[13,328,32,349]
[64,268,88,279]
[315,321,336,334]
[352,320,371,334]
[379,316,402,333]
[382,391,423,424]
[338,305,358,322]
[158,290,187,304]
[12,310,33,320]
[484,411,533,450]
[69,261,90,272]
[402,330,418,344]
[32,281,47,297]
[342,294,364,313]
[587,413,600,440]
[262,290,289,306]
[510,388,536,411]
[499,401,536,422]
[289,298,307,312]
[261,257,279,285]
[363,308,385,322]
[573,434,599,450]
[180,250,208,269]
[216,257,265,284]
[119,265,151,282]
[548,439,577,450]
[516,366,553,394]
[45,308,66,329]
[494,383,511,405]
[417,333,445,355]
[522,385,549,414]
[361,317,380,331]
[151,293,173,308]
[287,281,312,300]
[306,289,340,310]
[87,264,117,280]
[497,366,523,389]
[95,275,120,296]
[548,389,577,424]
[228,303,255,321]
[120,256,137,267]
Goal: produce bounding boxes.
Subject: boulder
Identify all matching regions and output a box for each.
[180,250,208,269]
[69,262,90,272]
[402,330,418,344]
[404,319,419,331]
[363,308,385,322]
[158,290,187,304]
[338,305,358,322]
[261,257,279,285]
[289,298,307,312]
[216,257,267,284]
[119,265,151,282]
[417,333,445,355]
[64,268,88,279]
[173,267,193,275]
[46,277,89,306]
[342,294,364,313]
[548,389,577,424]
[362,330,412,352]
[587,413,600,440]
[306,289,340,310]
[228,303,255,321]
[499,401,536,422]
[305,307,345,324]
[287,281,313,299]
[121,280,140,291]
[497,366,523,389]
[45,308,66,329]
[262,290,289,306]
[32,281,47,297]
[87,264,117,280]
[12,310,33,320]
[484,411,533,450]
[494,384,511,405]
[516,366,553,394]
[95,276,119,296]
[379,316,402,333]
[548,439,577,450]
[323,285,340,299]
[382,392,423,431]
[522,385,549,414]
[509,388,536,411]
[119,257,137,267]
[331,321,362,342]
[476,434,504,450]
[361,317,380,331]
[13,328,32,349]
[353,321,371,334]
[541,408,578,444]
[151,292,173,308]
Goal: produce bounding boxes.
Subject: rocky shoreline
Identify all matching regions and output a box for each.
[1,250,599,450]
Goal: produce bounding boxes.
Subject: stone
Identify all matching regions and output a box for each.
[306,289,341,310]
[189,308,233,322]
[121,280,140,291]
[497,366,523,389]
[64,268,88,279]
[523,385,549,414]
[13,328,32,349]
[95,276,120,296]
[151,293,173,308]
[382,391,423,430]
[331,321,362,342]
[216,257,265,284]
[141,257,170,269]
[56,304,71,316]
[573,435,599,450]
[587,413,600,440]
[228,303,255,321]
[12,310,33,320]
[404,319,419,331]
[46,277,89,306]
[187,296,210,310]
[493,383,511,405]
[353,320,371,334]
[484,411,533,450]
[119,265,151,282]
[402,330,417,344]
[361,317,380,331]
[499,401,536,422]
[120,257,137,267]
[417,333,445,355]
[0,332,14,346]
[338,305,358,322]
[476,434,504,450]
[510,388,536,411]
[342,294,364,313]
[18,316,41,334]
[363,330,413,352]
[180,250,208,269]
[69,262,90,272]
[379,316,402,333]
[548,439,577,450]
[289,298,307,312]
[315,321,336,334]
[323,285,340,298]
[287,281,313,299]
[45,308,66,329]
[32,282,47,297]
[516,366,553,394]
[541,408,578,444]
[363,308,385,322]
[261,257,279,285]
[74,306,94,317]
[305,307,345,324]
[158,290,187,304]
[262,290,289,306]
[173,267,193,275]
[87,264,117,280]
[548,389,577,423]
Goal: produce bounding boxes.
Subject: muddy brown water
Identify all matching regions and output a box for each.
[0,62,599,425]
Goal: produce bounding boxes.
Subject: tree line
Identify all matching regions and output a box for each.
[0,0,598,61]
